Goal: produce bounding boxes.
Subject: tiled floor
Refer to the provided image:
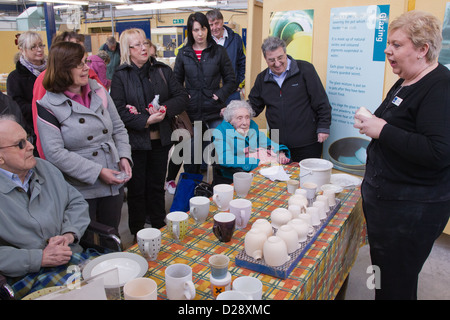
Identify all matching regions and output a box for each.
[118,186,450,300]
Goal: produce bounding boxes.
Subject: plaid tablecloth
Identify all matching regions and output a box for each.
[126,164,367,300]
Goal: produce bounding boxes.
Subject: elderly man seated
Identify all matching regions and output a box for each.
[212,100,290,180]
[0,116,93,299]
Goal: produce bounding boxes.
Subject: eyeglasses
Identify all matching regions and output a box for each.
[76,59,92,69]
[30,44,46,51]
[0,136,33,150]
[129,41,150,49]
[266,55,287,64]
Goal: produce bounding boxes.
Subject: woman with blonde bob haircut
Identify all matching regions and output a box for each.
[110,28,188,234]
[354,10,450,300]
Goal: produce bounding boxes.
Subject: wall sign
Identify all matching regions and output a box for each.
[323,5,390,176]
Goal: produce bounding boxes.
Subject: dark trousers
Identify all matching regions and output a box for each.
[288,142,323,163]
[127,140,171,234]
[361,181,450,300]
[86,186,124,234]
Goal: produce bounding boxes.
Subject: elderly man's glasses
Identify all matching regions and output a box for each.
[76,59,92,69]
[0,136,33,150]
[30,44,45,51]
[129,41,150,49]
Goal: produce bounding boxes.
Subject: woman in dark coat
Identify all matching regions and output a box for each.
[110,28,188,234]
[168,11,236,179]
[7,31,46,151]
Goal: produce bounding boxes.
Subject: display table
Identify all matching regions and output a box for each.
[126,163,367,300]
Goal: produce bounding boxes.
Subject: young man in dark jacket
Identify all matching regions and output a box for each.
[248,36,332,162]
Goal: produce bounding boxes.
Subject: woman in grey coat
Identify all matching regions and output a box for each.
[36,42,132,235]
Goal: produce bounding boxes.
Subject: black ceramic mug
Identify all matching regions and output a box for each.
[213,212,236,242]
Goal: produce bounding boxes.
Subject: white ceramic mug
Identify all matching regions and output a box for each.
[263,236,290,267]
[316,195,330,213]
[123,277,158,300]
[244,228,267,260]
[189,196,210,223]
[286,179,298,194]
[213,184,234,210]
[306,206,321,227]
[313,201,327,220]
[323,189,337,207]
[229,198,252,229]
[137,228,161,261]
[288,218,310,243]
[233,172,254,197]
[165,263,196,300]
[251,219,273,238]
[302,182,317,200]
[166,211,189,241]
[216,290,249,300]
[270,208,292,229]
[288,205,301,219]
[276,224,299,253]
[232,276,263,300]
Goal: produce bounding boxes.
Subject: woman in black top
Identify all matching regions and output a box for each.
[170,12,236,177]
[354,11,450,300]
[111,28,188,233]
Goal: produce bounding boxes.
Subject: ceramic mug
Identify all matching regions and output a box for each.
[216,290,249,300]
[263,236,290,267]
[166,211,189,241]
[288,195,308,212]
[229,198,252,229]
[286,179,298,194]
[244,228,267,260]
[270,208,292,229]
[232,276,263,300]
[212,184,234,210]
[233,172,254,197]
[165,263,196,300]
[251,219,273,238]
[288,218,310,243]
[137,228,161,261]
[313,201,327,220]
[302,182,317,200]
[276,224,299,253]
[209,254,230,279]
[306,206,321,227]
[189,196,210,223]
[213,212,236,242]
[123,277,158,300]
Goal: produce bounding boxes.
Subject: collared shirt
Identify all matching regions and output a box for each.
[0,167,34,192]
[64,85,92,108]
[268,58,292,88]
[212,27,228,46]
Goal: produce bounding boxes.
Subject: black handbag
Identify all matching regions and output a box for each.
[194,181,213,198]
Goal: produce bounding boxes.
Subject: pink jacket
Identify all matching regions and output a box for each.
[87,55,111,90]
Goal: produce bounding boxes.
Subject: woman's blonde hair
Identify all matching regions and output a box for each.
[389,10,442,62]
[17,31,43,51]
[119,28,148,65]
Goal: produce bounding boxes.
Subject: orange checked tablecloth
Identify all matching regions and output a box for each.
[126,164,367,300]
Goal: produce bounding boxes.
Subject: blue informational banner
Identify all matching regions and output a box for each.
[323,5,390,176]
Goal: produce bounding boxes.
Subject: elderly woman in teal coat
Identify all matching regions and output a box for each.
[212,100,290,179]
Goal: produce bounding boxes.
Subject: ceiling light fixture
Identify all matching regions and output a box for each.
[117,0,218,11]
[29,0,89,5]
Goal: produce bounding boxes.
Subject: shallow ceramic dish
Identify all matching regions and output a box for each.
[330,174,362,188]
[82,252,148,288]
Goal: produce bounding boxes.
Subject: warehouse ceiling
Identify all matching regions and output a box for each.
[0,0,248,18]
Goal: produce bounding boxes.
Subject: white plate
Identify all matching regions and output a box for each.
[320,183,343,193]
[82,252,148,288]
[330,174,362,188]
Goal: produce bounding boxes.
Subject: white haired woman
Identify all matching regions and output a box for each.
[212,100,290,181]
